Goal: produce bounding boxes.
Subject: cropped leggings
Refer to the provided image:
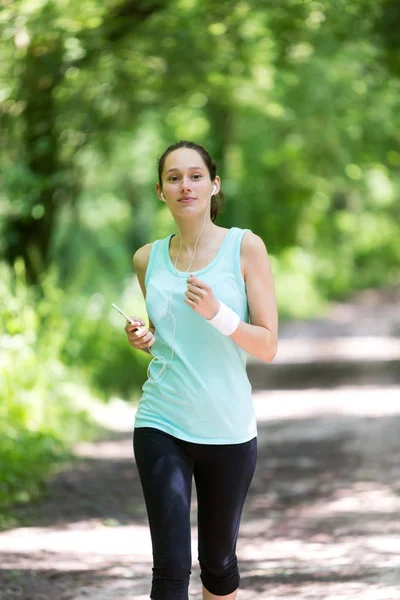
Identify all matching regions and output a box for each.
[133,427,257,600]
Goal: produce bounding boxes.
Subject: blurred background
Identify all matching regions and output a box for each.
[1,0,400,516]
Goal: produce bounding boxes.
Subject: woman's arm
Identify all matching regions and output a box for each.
[133,244,156,354]
[229,232,278,363]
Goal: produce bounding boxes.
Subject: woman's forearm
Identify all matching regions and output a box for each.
[229,321,277,364]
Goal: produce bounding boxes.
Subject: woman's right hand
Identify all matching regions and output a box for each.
[124,317,155,350]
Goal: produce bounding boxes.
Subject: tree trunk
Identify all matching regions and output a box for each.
[4,38,63,285]
[3,0,164,285]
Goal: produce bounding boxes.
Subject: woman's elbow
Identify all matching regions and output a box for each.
[264,334,278,363]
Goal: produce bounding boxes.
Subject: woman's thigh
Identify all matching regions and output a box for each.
[133,427,194,565]
[193,437,257,564]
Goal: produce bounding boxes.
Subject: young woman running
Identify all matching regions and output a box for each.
[125,140,278,600]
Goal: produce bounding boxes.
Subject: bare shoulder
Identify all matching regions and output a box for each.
[241,230,266,254]
[133,242,154,298]
[133,243,153,273]
[240,230,267,282]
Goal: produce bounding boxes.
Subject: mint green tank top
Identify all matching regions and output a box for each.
[134,227,257,444]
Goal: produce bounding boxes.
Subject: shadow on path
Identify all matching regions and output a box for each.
[2,391,400,598]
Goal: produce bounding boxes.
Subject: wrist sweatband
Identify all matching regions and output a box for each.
[206,301,241,336]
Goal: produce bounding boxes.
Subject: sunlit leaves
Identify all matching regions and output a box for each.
[1,0,400,298]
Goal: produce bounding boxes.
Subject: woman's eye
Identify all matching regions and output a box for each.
[168,174,202,181]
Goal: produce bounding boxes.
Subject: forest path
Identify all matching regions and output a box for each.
[1,385,400,600]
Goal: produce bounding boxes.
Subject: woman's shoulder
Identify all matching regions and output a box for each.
[133,242,154,273]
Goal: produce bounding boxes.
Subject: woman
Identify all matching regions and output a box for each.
[125,140,278,600]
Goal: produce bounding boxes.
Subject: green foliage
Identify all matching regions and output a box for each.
[1,0,400,510]
[1,0,400,299]
[0,261,82,509]
[0,259,146,512]
[61,283,149,400]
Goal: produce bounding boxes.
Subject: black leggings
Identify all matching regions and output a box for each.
[133,427,257,600]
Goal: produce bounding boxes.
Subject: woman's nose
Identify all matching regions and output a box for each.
[181,178,192,190]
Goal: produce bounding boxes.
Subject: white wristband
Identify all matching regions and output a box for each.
[206,301,241,336]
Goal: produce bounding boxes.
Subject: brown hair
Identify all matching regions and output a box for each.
[157,140,224,223]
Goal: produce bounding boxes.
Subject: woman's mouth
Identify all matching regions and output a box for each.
[179,197,195,203]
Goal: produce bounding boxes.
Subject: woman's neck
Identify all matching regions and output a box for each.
[172,222,220,254]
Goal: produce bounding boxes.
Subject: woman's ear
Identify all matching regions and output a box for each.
[156,183,165,202]
[213,176,221,195]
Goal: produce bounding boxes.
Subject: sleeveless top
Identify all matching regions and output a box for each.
[134,226,257,444]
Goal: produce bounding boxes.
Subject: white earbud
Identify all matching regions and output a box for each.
[160,192,166,202]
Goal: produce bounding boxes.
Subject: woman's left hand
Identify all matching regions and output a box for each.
[184,274,220,320]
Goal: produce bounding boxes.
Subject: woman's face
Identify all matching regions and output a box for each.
[157,147,219,211]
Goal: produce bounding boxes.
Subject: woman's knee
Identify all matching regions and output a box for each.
[199,555,240,596]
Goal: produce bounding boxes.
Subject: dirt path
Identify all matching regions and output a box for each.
[1,386,400,600]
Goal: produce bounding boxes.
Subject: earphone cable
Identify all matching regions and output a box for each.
[146,190,213,383]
